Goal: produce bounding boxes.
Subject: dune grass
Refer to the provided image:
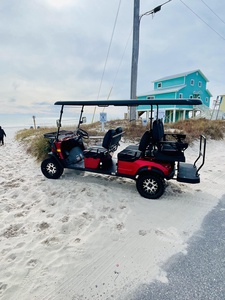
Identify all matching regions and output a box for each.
[15,118,225,161]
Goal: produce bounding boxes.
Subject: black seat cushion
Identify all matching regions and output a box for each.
[102,129,116,149]
[124,130,152,155]
[138,131,151,152]
[84,127,123,160]
[117,148,141,162]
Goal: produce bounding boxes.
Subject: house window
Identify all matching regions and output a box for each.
[179,93,183,98]
[206,97,208,102]
[147,96,155,99]
[198,81,202,87]
[190,79,194,86]
[190,95,193,99]
[157,82,162,89]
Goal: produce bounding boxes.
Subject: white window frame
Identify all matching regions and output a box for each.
[198,81,202,87]
[190,79,194,86]
[157,82,162,89]
[179,93,183,99]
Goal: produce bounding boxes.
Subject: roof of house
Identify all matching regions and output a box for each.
[152,69,209,83]
[138,85,186,97]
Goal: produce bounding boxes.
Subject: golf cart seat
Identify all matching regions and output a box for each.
[152,120,187,162]
[154,119,188,150]
[118,131,151,161]
[84,127,123,159]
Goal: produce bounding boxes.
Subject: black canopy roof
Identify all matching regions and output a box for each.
[54,99,202,107]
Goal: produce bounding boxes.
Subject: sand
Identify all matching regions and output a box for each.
[0,128,225,300]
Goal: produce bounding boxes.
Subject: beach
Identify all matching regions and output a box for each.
[0,128,225,299]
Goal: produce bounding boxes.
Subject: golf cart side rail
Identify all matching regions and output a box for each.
[54,99,202,106]
[195,135,206,174]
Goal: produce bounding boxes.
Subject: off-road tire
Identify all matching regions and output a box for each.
[136,173,165,199]
[41,157,64,179]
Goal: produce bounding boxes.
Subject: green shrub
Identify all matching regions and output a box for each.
[26,136,51,161]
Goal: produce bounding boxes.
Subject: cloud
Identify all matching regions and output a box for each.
[45,0,79,9]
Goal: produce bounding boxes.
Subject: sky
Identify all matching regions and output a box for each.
[0,0,225,126]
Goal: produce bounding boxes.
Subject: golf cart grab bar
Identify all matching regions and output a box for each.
[194,135,206,174]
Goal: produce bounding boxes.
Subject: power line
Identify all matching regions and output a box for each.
[92,0,122,123]
[96,0,122,101]
[199,0,225,26]
[179,0,225,41]
[106,28,132,101]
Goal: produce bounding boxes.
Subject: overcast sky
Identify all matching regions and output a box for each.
[0,0,225,125]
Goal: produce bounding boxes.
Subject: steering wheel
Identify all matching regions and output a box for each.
[77,128,89,139]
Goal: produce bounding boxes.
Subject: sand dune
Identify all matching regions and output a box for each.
[0,128,225,299]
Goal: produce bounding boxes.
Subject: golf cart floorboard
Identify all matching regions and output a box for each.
[66,159,118,175]
[177,162,200,184]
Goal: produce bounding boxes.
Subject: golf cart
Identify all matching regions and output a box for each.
[41,99,206,199]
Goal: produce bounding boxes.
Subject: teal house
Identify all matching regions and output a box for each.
[138,69,212,122]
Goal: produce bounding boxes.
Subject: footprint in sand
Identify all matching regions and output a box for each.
[37,222,50,231]
[116,222,125,231]
[139,230,147,236]
[4,203,16,213]
[0,282,7,295]
[26,259,38,268]
[41,236,60,246]
[1,248,12,256]
[15,242,26,249]
[11,192,19,199]
[14,211,27,218]
[46,213,55,218]
[7,253,17,262]
[60,215,69,223]
[2,223,27,238]
[22,185,29,192]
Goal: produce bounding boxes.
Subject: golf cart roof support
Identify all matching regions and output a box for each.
[156,105,159,119]
[78,105,84,128]
[56,104,64,140]
[54,99,202,107]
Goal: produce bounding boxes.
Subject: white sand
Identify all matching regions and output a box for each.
[0,128,225,299]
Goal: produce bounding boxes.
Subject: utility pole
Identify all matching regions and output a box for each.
[129,0,171,121]
[129,0,140,121]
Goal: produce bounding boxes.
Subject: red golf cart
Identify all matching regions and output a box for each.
[41,99,206,199]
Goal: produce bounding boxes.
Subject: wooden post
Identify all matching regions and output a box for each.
[32,116,36,129]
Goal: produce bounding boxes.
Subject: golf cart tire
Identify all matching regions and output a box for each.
[136,173,165,199]
[41,157,64,179]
